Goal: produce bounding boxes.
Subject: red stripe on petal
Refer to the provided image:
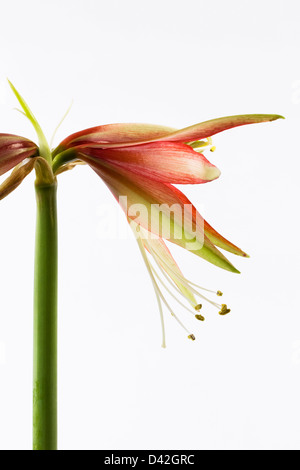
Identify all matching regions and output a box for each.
[80,142,221,184]
[157,114,284,143]
[0,134,38,176]
[57,114,283,152]
[56,123,175,152]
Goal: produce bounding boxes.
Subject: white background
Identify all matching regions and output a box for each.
[0,0,299,450]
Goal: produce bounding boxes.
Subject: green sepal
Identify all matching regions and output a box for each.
[52,148,78,174]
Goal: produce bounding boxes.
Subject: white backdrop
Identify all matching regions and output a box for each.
[0,0,299,450]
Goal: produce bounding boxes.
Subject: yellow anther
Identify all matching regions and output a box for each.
[188,334,196,341]
[219,304,231,316]
[195,304,202,311]
[216,290,223,296]
[195,314,205,321]
[210,146,216,152]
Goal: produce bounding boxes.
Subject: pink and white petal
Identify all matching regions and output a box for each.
[0,133,38,176]
[54,123,176,154]
[80,142,221,184]
[58,114,283,151]
[83,157,239,273]
[55,146,246,259]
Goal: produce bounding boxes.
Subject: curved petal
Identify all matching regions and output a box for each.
[167,184,249,258]
[56,114,283,152]
[53,147,247,258]
[82,156,239,273]
[53,123,176,155]
[80,142,221,184]
[0,158,35,200]
[155,114,284,143]
[0,133,38,176]
[203,219,249,257]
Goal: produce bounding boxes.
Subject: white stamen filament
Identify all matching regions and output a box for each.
[143,241,197,305]
[136,238,166,348]
[145,239,216,294]
[145,240,223,310]
[150,263,198,317]
[136,238,194,341]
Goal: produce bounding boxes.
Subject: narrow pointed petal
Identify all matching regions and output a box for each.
[56,114,283,152]
[155,114,284,143]
[203,219,249,257]
[0,133,38,176]
[53,123,176,155]
[80,142,221,184]
[166,183,249,258]
[82,157,239,273]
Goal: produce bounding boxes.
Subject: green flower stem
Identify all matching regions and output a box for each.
[33,181,58,450]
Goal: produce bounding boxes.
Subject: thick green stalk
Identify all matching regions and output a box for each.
[33,181,58,450]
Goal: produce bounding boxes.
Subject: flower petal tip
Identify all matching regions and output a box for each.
[207,165,221,181]
[232,266,241,274]
[269,114,285,121]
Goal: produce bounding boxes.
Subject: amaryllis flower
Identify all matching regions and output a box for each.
[1,82,283,451]
[50,114,282,345]
[1,81,283,345]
